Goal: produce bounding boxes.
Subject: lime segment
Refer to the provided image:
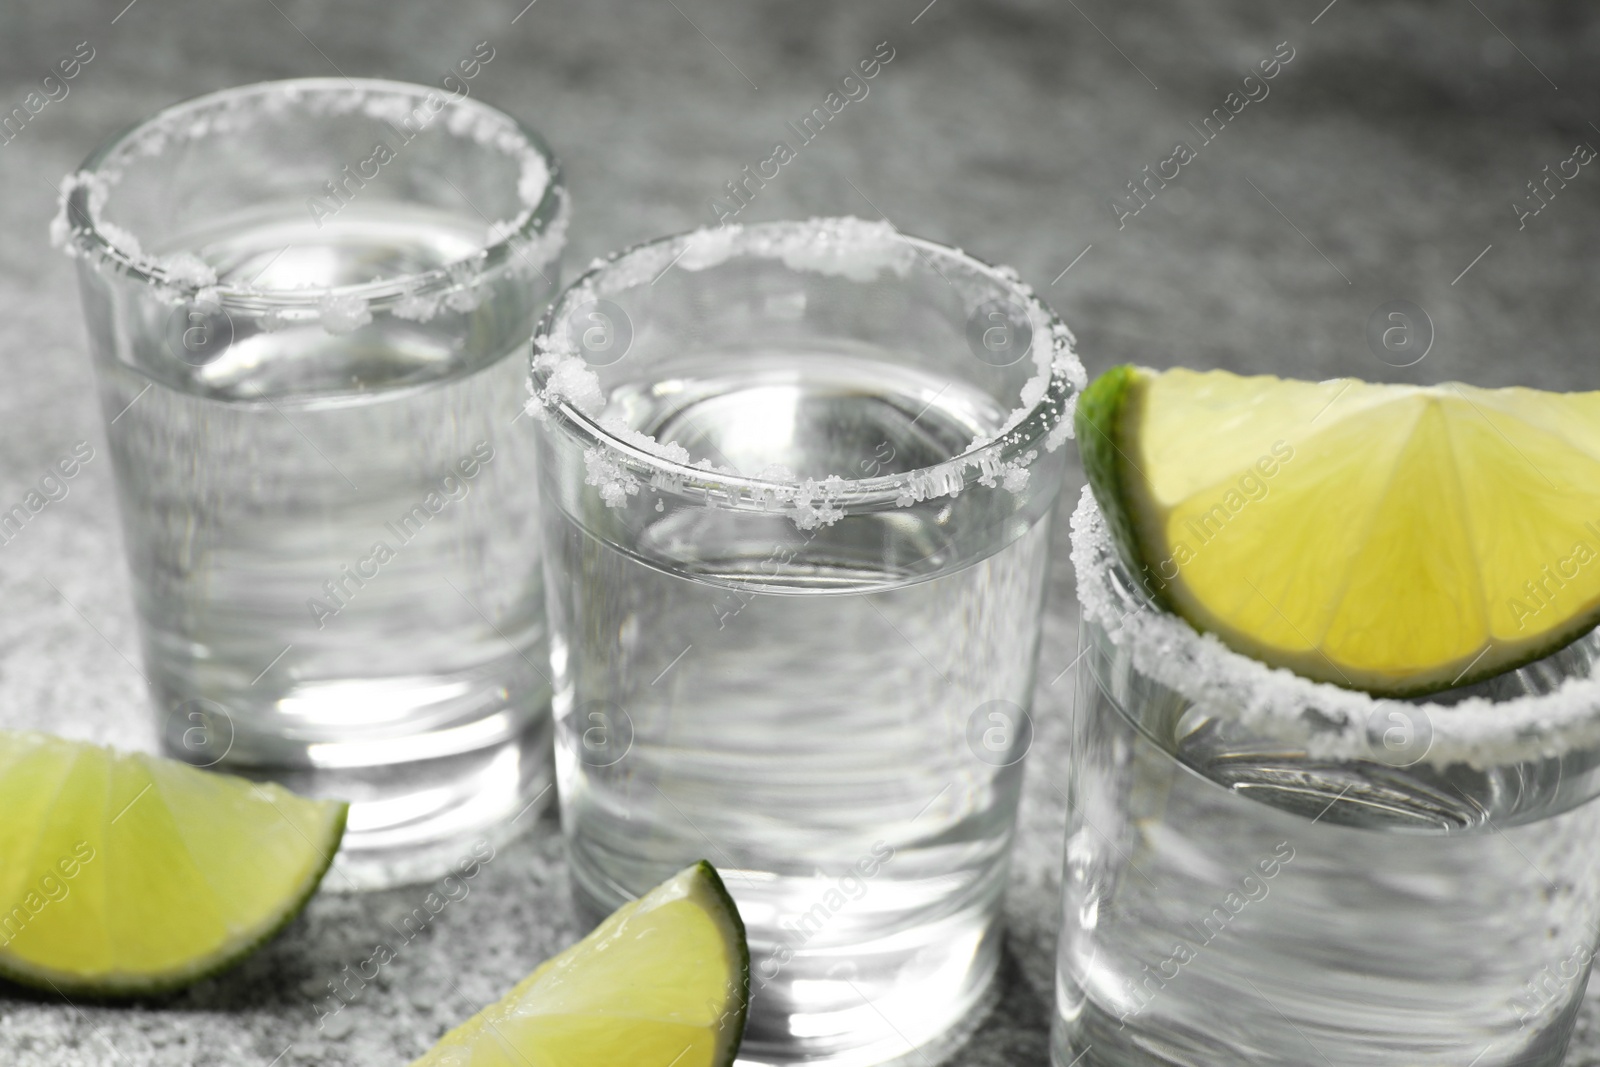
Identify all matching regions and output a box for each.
[0,731,346,995]
[1077,365,1600,694]
[412,861,750,1067]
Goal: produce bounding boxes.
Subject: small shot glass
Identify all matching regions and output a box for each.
[1056,488,1600,1067]
[528,217,1083,1066]
[55,78,569,889]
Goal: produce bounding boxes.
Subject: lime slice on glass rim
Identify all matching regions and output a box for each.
[411,861,750,1067]
[1077,364,1600,696]
[0,730,346,996]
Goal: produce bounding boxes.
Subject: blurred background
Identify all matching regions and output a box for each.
[2,0,1599,1063]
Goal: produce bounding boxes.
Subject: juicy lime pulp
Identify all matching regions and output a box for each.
[0,730,346,996]
[412,861,750,1067]
[1077,364,1600,695]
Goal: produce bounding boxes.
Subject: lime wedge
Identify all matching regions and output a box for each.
[412,861,749,1067]
[0,730,346,996]
[1077,364,1600,695]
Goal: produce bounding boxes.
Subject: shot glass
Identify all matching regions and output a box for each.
[1055,489,1600,1066]
[528,217,1083,1066]
[54,78,569,889]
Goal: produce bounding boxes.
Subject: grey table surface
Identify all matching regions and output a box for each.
[3,0,1600,1063]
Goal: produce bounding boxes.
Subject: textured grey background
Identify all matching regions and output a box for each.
[2,0,1600,1063]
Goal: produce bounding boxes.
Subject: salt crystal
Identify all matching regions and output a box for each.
[164,252,219,288]
[583,448,639,508]
[392,288,440,322]
[316,294,372,334]
[597,413,691,464]
[542,357,606,417]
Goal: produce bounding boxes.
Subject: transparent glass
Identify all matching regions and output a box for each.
[529,217,1082,1066]
[1054,491,1600,1067]
[55,78,569,889]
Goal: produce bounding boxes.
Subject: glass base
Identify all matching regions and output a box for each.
[1050,994,1583,1067]
[169,713,553,891]
[571,858,1002,1067]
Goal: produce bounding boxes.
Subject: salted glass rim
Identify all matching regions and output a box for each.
[51,76,568,307]
[526,216,1085,514]
[1071,486,1600,769]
